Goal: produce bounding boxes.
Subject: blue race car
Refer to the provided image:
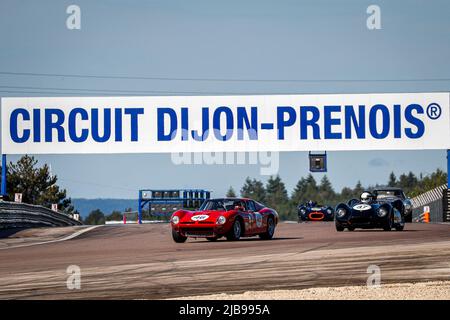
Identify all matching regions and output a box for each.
[298,200,334,222]
[335,191,405,231]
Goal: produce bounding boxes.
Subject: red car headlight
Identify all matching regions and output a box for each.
[216,216,226,225]
[172,216,180,225]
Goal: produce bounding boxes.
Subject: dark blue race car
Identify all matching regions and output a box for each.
[335,191,405,231]
[298,201,334,222]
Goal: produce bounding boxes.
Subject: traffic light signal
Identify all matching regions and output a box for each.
[309,152,327,172]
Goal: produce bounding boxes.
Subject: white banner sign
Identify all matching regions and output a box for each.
[1,93,449,154]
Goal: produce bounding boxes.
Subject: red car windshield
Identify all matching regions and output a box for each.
[200,199,246,211]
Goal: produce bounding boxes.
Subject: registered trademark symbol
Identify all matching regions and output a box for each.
[426,103,441,120]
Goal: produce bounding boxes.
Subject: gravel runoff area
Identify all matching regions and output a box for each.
[172,281,450,300]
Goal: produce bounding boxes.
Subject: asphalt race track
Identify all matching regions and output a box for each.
[1,222,450,299]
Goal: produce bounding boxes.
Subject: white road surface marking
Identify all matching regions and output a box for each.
[0,226,100,250]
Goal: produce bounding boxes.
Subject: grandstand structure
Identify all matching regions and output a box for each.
[138,189,211,223]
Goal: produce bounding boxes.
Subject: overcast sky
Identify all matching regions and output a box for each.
[0,0,449,198]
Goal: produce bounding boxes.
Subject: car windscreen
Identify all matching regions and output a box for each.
[375,190,403,199]
[199,200,245,211]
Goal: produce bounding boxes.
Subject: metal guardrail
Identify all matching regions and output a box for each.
[410,184,447,208]
[411,184,448,223]
[0,201,82,229]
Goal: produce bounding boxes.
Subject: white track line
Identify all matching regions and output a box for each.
[0,225,100,250]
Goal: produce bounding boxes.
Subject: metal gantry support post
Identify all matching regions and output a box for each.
[445,149,450,222]
[138,191,142,224]
[447,149,450,188]
[1,154,6,197]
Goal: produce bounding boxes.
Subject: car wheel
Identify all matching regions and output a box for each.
[347,226,355,231]
[259,216,275,240]
[405,212,412,223]
[172,229,187,243]
[336,224,345,232]
[226,219,243,241]
[396,213,405,231]
[383,214,393,231]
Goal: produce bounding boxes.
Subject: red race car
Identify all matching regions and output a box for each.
[170,198,279,243]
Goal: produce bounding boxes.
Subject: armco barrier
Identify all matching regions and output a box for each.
[410,184,447,208]
[411,184,447,223]
[0,201,82,229]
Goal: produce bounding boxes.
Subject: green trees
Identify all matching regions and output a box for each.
[398,172,418,193]
[291,177,308,206]
[353,181,364,197]
[105,210,123,221]
[240,177,266,203]
[265,176,289,207]
[84,209,105,225]
[226,186,237,198]
[318,176,336,204]
[340,187,354,201]
[388,172,397,187]
[291,174,336,206]
[387,169,447,197]
[265,175,292,219]
[0,155,76,214]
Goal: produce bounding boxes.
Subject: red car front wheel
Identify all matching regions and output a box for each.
[226,219,242,241]
[172,229,187,243]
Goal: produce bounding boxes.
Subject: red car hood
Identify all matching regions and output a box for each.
[179,210,233,223]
